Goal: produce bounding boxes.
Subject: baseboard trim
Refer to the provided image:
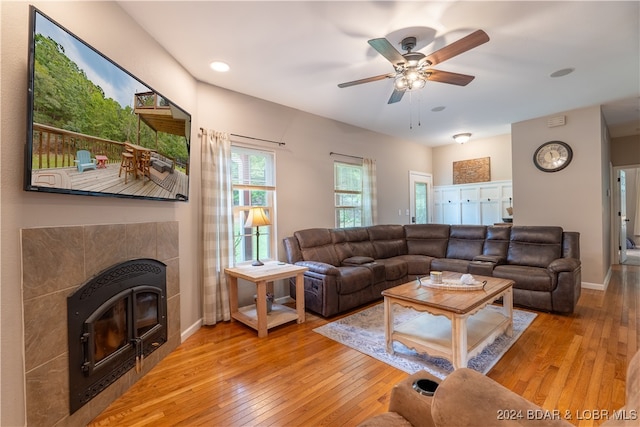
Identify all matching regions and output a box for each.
[181,318,203,343]
[582,282,605,291]
[180,296,295,343]
[580,265,612,291]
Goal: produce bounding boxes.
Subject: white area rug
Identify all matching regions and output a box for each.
[314,303,536,379]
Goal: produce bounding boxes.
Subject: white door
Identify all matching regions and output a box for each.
[619,170,628,263]
[409,172,433,224]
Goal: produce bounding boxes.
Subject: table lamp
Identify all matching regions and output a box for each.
[244,207,271,266]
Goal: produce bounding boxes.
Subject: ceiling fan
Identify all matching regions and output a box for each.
[338,30,490,104]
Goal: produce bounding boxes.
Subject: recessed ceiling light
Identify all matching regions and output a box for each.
[550,67,575,78]
[431,106,446,112]
[210,61,230,72]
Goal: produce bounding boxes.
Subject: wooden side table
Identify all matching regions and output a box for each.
[225,262,308,337]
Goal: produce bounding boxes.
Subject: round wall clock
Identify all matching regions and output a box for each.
[533,140,573,172]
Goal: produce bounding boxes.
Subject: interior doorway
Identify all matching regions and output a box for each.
[613,165,640,266]
[409,171,433,224]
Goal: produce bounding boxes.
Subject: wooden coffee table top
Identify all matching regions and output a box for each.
[381,272,514,315]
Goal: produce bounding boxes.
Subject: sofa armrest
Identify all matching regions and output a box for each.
[431,368,572,427]
[295,260,339,276]
[387,372,439,427]
[547,258,580,274]
[342,256,375,266]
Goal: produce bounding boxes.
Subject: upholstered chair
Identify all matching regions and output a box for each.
[359,350,639,427]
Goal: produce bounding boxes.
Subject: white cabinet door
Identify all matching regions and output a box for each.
[442,201,461,224]
[433,181,513,225]
[460,188,479,224]
[480,200,500,225]
[478,185,501,225]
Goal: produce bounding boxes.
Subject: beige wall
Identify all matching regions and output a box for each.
[431,134,512,186]
[611,134,640,166]
[511,106,611,286]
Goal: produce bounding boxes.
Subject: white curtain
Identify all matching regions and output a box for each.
[362,158,378,226]
[201,130,233,325]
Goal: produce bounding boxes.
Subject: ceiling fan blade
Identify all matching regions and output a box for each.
[387,89,405,104]
[427,69,476,86]
[338,73,395,88]
[424,29,489,66]
[368,38,406,65]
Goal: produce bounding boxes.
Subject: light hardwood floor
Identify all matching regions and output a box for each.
[89,265,639,427]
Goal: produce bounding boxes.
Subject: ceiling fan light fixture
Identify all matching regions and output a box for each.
[394,76,408,90]
[412,78,426,89]
[453,133,472,144]
[338,29,489,104]
[394,70,426,91]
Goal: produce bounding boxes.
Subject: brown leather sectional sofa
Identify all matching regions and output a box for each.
[282,224,581,317]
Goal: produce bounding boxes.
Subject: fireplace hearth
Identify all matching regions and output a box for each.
[67,258,167,414]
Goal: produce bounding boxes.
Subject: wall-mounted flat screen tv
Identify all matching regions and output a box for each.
[25,6,191,202]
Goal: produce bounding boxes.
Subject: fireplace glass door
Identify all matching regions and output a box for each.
[91,296,129,365]
[135,290,159,336]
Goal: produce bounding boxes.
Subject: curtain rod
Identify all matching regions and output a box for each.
[199,128,285,146]
[231,133,285,146]
[329,151,363,160]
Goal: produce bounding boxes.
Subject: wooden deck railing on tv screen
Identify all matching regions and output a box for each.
[31,123,125,169]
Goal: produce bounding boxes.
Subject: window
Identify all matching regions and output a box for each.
[334,161,363,228]
[231,146,276,264]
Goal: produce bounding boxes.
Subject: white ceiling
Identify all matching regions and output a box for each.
[118,1,640,147]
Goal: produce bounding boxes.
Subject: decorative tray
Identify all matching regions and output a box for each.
[419,278,485,291]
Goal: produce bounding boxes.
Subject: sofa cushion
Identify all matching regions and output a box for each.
[483,226,511,258]
[336,266,374,294]
[332,227,375,261]
[404,224,450,257]
[395,254,433,276]
[295,228,339,266]
[363,262,386,284]
[375,258,408,281]
[493,265,554,292]
[445,225,486,260]
[368,225,407,259]
[431,368,572,427]
[430,258,472,274]
[357,412,412,427]
[507,226,563,268]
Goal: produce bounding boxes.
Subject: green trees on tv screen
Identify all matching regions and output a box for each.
[33,34,188,163]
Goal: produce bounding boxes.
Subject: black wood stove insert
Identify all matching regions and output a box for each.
[67,258,167,414]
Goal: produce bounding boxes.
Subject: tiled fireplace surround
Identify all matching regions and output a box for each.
[21,221,181,426]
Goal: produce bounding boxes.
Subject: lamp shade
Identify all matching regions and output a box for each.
[244,207,271,228]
